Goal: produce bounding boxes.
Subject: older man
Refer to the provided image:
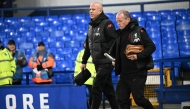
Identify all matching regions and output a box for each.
[29,41,54,84]
[80,2,119,109]
[111,10,156,109]
[7,40,27,85]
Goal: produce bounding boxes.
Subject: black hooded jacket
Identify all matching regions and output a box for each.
[110,18,156,77]
[82,12,117,64]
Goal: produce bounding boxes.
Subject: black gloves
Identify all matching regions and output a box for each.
[37,64,43,71]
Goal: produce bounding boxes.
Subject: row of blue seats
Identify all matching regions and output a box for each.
[0,8,190,23]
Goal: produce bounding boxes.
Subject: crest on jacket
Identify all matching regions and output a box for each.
[133,33,140,42]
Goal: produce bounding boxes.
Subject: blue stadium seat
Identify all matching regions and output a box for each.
[42,37,56,43]
[77,19,89,25]
[46,48,56,54]
[130,12,142,18]
[50,20,63,27]
[7,32,20,38]
[157,10,171,16]
[63,19,76,25]
[46,16,58,22]
[143,11,157,17]
[64,53,78,61]
[57,25,71,31]
[18,16,31,22]
[72,34,86,41]
[147,15,161,21]
[72,47,83,54]
[57,47,72,54]
[21,21,35,27]
[146,26,160,32]
[44,26,57,32]
[0,22,8,28]
[0,18,3,22]
[56,61,73,71]
[27,37,42,43]
[4,17,17,23]
[59,14,72,21]
[162,49,179,58]
[172,9,186,15]
[0,32,6,38]
[162,31,177,44]
[50,31,64,37]
[64,41,80,48]
[64,30,78,37]
[19,43,33,49]
[105,13,115,20]
[161,20,175,32]
[30,26,43,32]
[9,21,21,28]
[49,41,64,48]
[136,16,147,21]
[2,27,15,33]
[13,37,26,44]
[138,21,145,27]
[54,53,65,60]
[72,25,86,31]
[152,50,162,59]
[177,14,190,20]
[85,14,90,20]
[161,14,176,20]
[161,25,175,32]
[21,31,35,38]
[36,31,49,37]
[73,14,85,20]
[56,36,71,42]
[176,19,190,31]
[177,30,190,37]
[187,8,190,14]
[16,27,29,32]
[36,21,49,27]
[78,30,87,36]
[32,16,44,22]
[146,20,160,27]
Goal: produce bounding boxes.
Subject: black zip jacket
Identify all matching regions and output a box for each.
[82,12,117,64]
[110,18,156,76]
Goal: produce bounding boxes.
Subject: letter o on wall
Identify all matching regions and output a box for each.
[6,94,16,109]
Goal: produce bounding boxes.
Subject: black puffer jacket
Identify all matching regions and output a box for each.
[82,12,117,64]
[110,18,156,76]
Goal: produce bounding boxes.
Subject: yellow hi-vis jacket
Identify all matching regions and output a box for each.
[74,49,96,85]
[0,47,16,85]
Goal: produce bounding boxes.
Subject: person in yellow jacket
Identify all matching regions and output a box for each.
[0,40,16,86]
[74,41,96,109]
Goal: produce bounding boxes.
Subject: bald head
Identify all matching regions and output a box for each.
[89,2,103,20]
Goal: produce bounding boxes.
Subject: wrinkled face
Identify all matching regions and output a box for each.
[89,3,102,20]
[116,13,130,30]
[8,44,16,51]
[37,46,45,51]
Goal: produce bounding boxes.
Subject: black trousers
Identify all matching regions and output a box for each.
[86,85,93,109]
[91,64,119,109]
[116,71,154,109]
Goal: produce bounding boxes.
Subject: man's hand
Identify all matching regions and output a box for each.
[18,57,23,61]
[80,64,86,70]
[112,61,115,66]
[37,64,43,71]
[127,54,137,60]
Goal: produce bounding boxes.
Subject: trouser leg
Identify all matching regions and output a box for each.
[86,85,93,109]
[116,79,131,109]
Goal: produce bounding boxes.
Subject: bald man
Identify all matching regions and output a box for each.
[81,2,119,109]
[110,10,155,109]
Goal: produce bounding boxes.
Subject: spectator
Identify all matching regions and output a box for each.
[7,40,27,85]
[0,40,16,85]
[80,2,119,109]
[74,41,96,109]
[29,41,54,84]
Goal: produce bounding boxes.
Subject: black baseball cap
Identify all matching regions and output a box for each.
[8,40,16,45]
[38,41,45,46]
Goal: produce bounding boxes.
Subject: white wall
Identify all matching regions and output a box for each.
[13,0,189,16]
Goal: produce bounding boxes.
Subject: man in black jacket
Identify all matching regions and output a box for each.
[81,2,119,109]
[111,10,156,109]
